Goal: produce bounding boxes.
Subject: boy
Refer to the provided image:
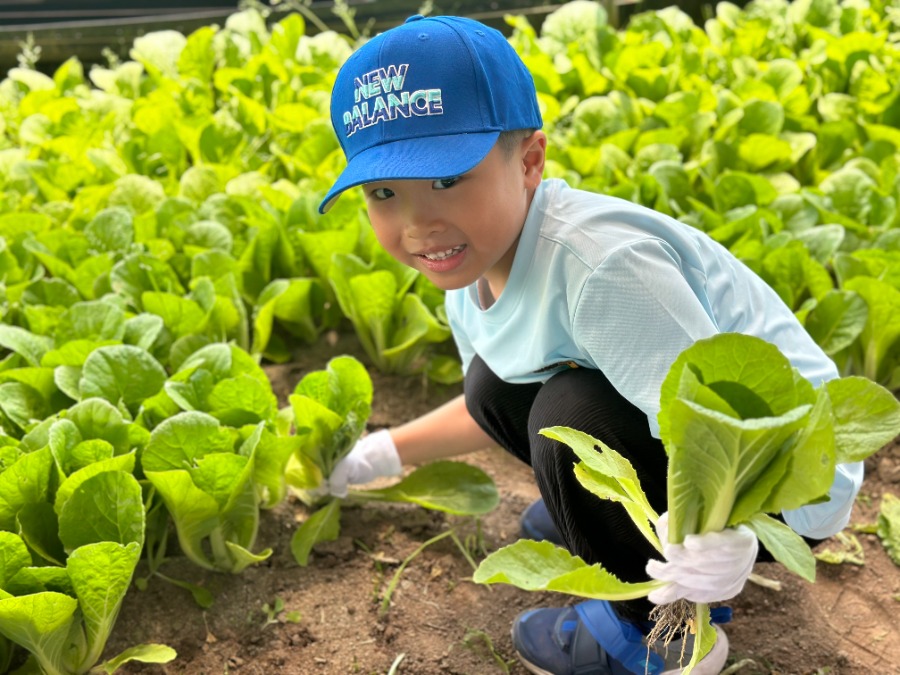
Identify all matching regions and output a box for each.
[319,15,862,675]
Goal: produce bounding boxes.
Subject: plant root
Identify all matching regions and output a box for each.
[645,599,694,671]
[748,571,782,591]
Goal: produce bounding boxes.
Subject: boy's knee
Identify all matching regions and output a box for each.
[528,367,616,431]
[529,429,578,482]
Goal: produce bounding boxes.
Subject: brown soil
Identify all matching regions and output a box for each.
[106,334,900,675]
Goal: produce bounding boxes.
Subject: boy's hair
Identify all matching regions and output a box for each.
[497,129,538,158]
[319,15,543,214]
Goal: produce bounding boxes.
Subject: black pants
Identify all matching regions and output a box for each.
[464,356,814,623]
[465,356,666,621]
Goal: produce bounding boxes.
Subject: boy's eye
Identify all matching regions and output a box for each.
[432,177,460,190]
[371,187,394,200]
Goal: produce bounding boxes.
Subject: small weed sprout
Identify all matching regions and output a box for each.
[456,517,489,560]
[379,524,481,616]
[380,530,454,616]
[16,33,41,69]
[462,629,515,673]
[260,597,301,629]
[354,539,389,604]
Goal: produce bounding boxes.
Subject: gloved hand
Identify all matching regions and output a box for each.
[327,429,402,498]
[645,511,758,605]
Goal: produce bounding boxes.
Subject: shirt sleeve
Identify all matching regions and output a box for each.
[572,238,719,438]
[782,461,863,539]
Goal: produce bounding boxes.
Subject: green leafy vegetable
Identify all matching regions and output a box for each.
[288,357,498,565]
[475,333,900,672]
[288,355,372,491]
[352,461,500,515]
[143,414,271,573]
[329,253,451,375]
[877,492,900,566]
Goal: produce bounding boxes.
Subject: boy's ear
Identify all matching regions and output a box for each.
[521,131,546,188]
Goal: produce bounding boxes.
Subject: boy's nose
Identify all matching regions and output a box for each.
[404,203,445,238]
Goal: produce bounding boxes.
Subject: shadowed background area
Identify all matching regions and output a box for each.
[0,0,728,72]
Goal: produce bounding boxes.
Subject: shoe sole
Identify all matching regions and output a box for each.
[512,624,730,675]
[514,650,557,675]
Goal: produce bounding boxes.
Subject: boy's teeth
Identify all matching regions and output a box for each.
[423,245,463,261]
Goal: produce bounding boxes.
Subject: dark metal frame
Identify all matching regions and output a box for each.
[0,0,710,72]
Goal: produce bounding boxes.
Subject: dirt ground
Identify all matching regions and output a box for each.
[105,334,900,675]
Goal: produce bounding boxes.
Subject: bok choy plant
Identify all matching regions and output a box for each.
[141,413,272,574]
[328,252,452,376]
[0,404,175,674]
[136,344,299,596]
[473,333,900,673]
[286,354,372,499]
[286,356,499,565]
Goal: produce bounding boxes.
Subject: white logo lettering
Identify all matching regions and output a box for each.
[343,64,443,137]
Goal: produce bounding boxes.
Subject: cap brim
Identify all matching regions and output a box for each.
[318,131,501,214]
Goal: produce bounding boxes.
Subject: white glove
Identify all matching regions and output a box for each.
[645,511,758,605]
[327,429,402,498]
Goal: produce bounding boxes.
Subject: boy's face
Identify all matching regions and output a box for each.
[362,132,546,294]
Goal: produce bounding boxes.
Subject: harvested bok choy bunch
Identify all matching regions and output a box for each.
[474,333,900,673]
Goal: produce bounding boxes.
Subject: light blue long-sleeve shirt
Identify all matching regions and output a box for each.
[445,178,862,539]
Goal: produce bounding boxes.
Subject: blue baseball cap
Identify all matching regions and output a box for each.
[319,14,543,213]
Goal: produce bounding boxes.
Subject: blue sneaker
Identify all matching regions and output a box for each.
[520,498,565,546]
[512,600,730,675]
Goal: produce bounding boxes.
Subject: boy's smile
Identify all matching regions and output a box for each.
[416,244,468,272]
[363,132,546,297]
